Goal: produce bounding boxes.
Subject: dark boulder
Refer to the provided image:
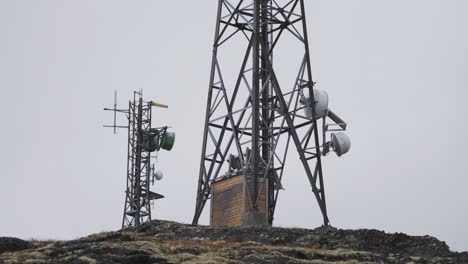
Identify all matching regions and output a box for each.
[0,237,33,254]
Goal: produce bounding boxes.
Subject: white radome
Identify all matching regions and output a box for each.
[331,132,351,157]
[154,170,164,181]
[304,89,329,118]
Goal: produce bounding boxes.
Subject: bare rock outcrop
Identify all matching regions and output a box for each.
[0,220,467,263]
[0,237,32,255]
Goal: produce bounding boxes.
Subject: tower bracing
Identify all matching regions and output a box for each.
[105,91,175,228]
[193,0,350,226]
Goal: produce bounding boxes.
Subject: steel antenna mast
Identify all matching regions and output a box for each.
[193,0,349,227]
[105,90,175,228]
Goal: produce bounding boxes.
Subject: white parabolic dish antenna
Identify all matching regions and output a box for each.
[331,132,351,157]
[304,89,329,118]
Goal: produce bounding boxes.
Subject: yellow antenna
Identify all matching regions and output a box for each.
[151,101,169,108]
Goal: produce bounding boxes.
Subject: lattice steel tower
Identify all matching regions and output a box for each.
[193,0,350,226]
[105,91,175,228]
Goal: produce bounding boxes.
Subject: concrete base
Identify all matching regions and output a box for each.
[241,210,268,226]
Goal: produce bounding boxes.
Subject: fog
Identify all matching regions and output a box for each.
[1,0,467,252]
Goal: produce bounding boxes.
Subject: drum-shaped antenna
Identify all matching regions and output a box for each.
[142,134,160,152]
[331,132,351,157]
[161,131,176,151]
[303,89,329,118]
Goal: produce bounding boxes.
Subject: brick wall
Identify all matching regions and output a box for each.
[211,175,268,226]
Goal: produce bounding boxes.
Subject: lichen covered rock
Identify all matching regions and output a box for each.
[0,220,467,263]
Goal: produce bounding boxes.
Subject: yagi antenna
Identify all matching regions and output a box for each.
[103,90,129,133]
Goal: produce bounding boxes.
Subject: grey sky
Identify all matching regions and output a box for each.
[1,0,467,252]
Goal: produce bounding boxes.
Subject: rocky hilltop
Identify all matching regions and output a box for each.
[0,220,467,264]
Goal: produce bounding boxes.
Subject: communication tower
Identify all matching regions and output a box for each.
[105,91,175,228]
[193,0,350,226]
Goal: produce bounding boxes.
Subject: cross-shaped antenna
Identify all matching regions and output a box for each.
[113,90,117,134]
[103,90,129,134]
